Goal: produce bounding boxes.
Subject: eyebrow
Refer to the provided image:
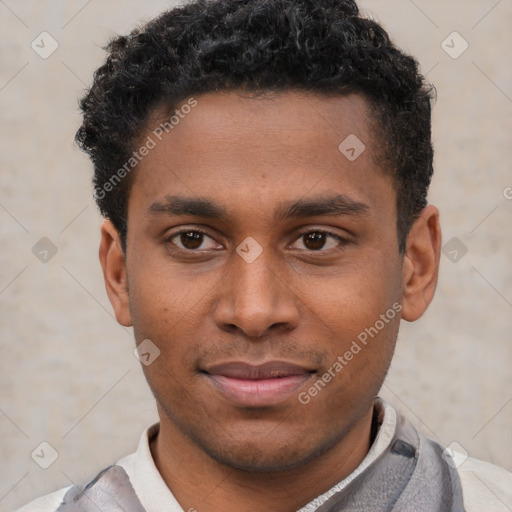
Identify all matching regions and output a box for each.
[147,194,370,222]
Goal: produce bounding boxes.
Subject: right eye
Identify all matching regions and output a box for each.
[165,229,223,252]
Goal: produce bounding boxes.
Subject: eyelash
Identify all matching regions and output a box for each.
[164,228,348,254]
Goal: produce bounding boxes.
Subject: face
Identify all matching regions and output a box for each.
[100,90,440,473]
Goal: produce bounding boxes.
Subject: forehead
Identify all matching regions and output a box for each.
[128,90,394,223]
[147,90,375,165]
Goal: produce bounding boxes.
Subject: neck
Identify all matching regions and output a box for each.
[150,406,375,512]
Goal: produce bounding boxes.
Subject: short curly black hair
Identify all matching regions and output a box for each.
[76,0,435,254]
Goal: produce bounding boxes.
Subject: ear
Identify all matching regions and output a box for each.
[401,205,442,322]
[98,220,132,327]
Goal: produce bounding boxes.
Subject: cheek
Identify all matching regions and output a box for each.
[302,257,400,331]
[299,255,401,378]
[127,254,206,332]
[127,261,223,382]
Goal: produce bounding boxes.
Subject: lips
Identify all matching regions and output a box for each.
[203,361,314,407]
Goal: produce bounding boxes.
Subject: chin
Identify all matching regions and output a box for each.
[205,443,318,473]
[189,425,346,474]
[157,395,354,473]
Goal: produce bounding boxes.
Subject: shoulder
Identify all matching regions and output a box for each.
[13,486,71,512]
[454,452,512,511]
[392,404,512,511]
[13,425,156,512]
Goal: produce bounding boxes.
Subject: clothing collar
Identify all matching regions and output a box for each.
[298,398,397,511]
[116,423,183,512]
[116,398,397,512]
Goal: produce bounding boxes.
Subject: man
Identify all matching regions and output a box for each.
[17,0,512,510]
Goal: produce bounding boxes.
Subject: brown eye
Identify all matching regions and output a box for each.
[167,229,221,252]
[303,232,328,250]
[180,231,204,249]
[290,230,345,252]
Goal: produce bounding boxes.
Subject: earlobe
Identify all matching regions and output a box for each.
[98,220,133,327]
[401,205,442,322]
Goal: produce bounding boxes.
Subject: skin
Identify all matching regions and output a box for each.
[99,90,441,512]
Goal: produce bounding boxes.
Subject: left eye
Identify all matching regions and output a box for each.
[291,231,343,251]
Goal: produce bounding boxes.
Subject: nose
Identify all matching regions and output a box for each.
[213,249,300,338]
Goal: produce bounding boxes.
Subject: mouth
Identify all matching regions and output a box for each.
[202,361,315,407]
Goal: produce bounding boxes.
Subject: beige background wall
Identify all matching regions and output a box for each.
[1,0,511,510]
